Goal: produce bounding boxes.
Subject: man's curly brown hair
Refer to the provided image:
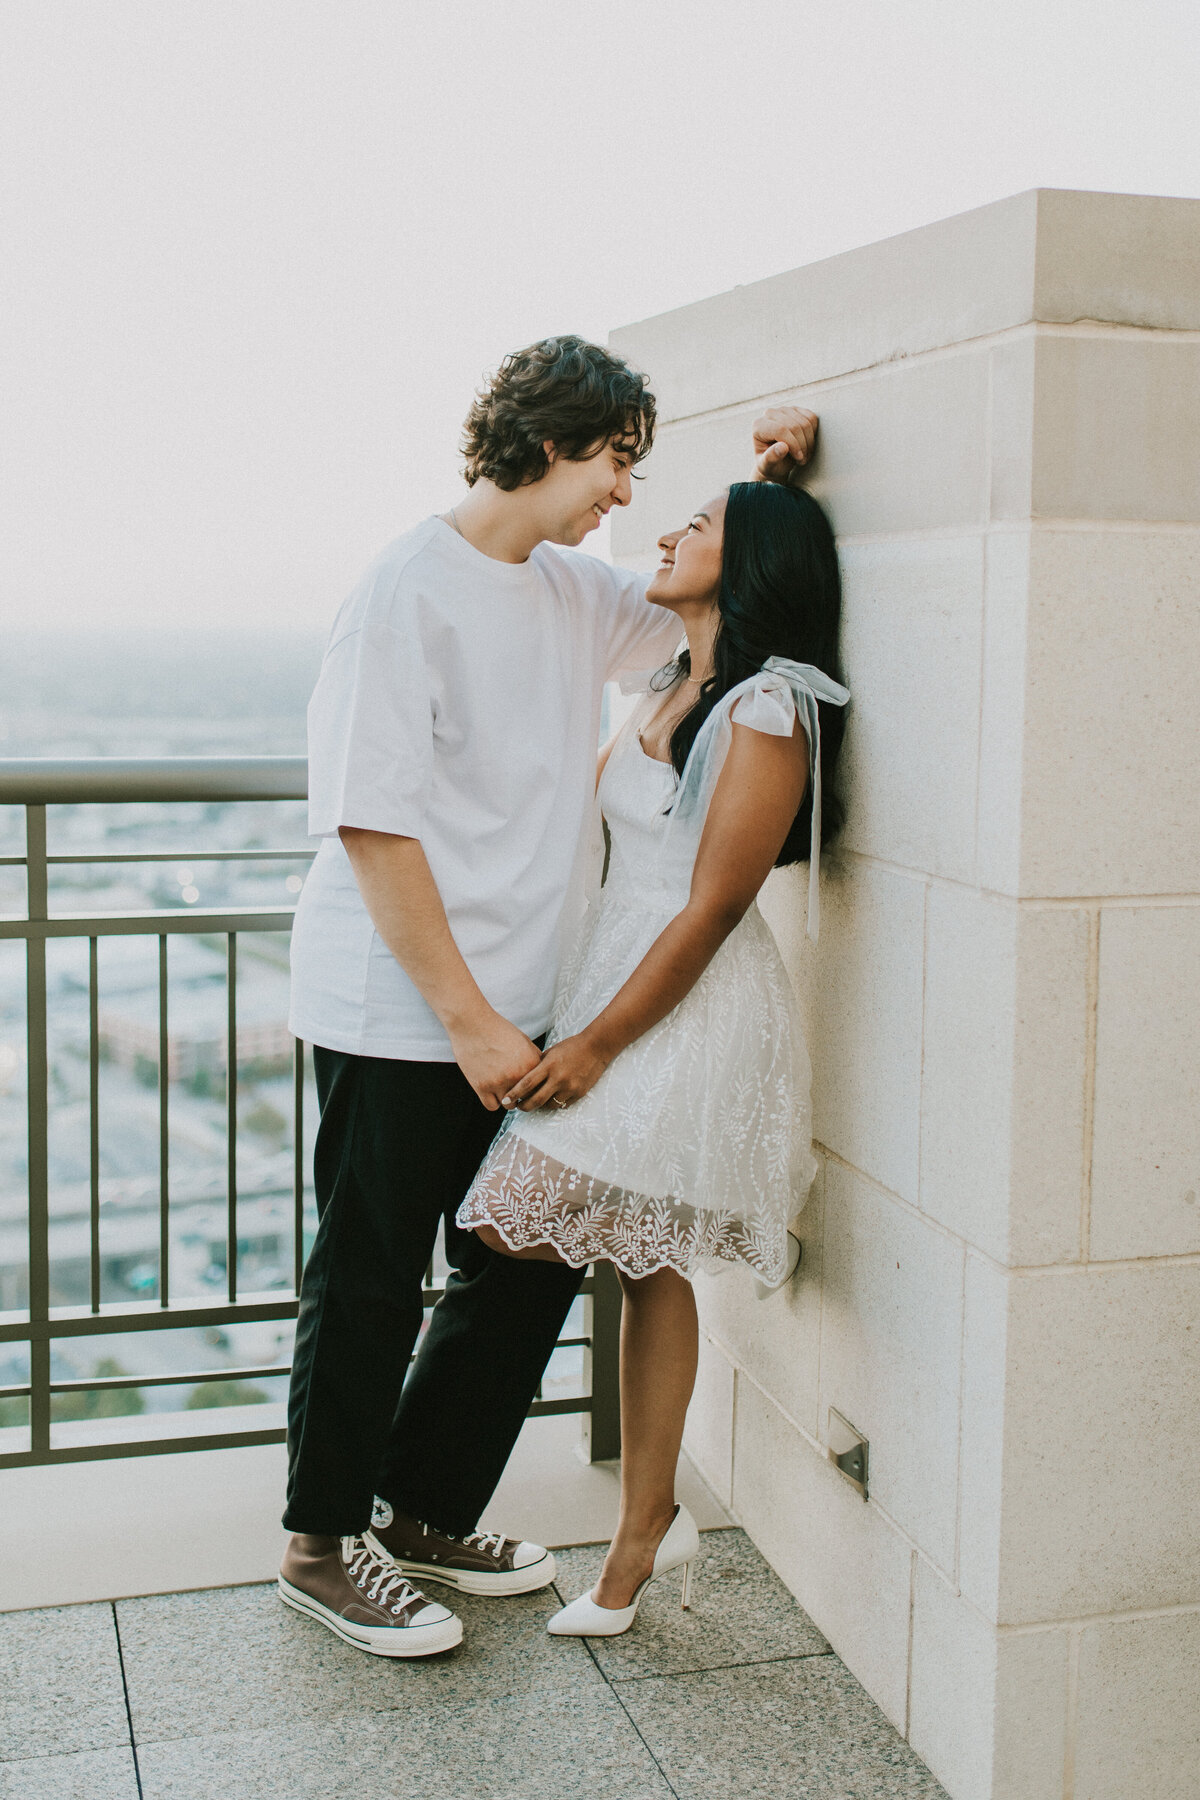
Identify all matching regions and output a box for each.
[461,335,656,490]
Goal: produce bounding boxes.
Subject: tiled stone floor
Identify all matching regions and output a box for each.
[0,1530,948,1799]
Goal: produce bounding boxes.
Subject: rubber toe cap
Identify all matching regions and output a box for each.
[412,1601,455,1627]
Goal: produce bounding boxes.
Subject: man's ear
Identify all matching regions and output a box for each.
[542,439,559,466]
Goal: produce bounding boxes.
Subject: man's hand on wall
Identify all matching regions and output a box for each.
[752,406,819,485]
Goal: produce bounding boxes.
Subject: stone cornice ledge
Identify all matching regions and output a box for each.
[611,188,1200,423]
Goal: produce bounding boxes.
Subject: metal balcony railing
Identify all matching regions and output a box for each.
[0,758,620,1470]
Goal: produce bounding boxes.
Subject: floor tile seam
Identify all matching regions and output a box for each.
[115,1693,594,1756]
[109,1602,145,1800]
[581,1634,684,1800]
[554,1524,742,1552]
[116,1683,617,1756]
[0,1742,131,1764]
[609,1647,838,1686]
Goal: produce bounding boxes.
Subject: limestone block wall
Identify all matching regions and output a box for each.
[610,189,1200,1800]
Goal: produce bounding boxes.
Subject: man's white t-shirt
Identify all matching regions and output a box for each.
[288,516,681,1061]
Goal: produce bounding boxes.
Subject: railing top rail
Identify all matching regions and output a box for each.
[0,757,309,805]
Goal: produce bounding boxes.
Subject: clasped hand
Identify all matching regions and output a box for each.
[501,1033,610,1112]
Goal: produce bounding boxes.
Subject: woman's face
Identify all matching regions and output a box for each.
[645,491,727,612]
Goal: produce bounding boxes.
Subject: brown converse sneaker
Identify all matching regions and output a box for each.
[366,1498,556,1597]
[277,1534,462,1657]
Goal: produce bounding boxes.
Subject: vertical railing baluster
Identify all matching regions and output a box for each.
[583,1260,623,1463]
[24,805,51,1457]
[89,936,100,1313]
[158,935,169,1308]
[227,933,237,1303]
[292,1037,305,1293]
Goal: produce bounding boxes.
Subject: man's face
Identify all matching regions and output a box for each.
[537,435,636,546]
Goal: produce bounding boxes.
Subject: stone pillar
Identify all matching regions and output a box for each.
[610,188,1200,1800]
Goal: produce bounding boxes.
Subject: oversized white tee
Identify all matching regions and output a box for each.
[288,516,682,1060]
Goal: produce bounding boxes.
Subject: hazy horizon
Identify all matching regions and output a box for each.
[0,627,325,760]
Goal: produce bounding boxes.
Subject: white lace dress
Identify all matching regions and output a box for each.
[455,658,850,1285]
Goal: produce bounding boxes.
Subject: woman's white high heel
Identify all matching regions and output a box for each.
[546,1503,700,1637]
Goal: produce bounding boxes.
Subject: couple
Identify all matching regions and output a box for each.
[280,334,848,1657]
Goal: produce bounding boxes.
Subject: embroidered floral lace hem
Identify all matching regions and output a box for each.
[457,1132,792,1284]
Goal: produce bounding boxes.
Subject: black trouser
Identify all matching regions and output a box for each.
[283,1047,585,1537]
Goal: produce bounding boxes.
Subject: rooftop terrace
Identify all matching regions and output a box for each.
[2,1525,948,1800]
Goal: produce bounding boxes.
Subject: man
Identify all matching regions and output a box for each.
[280,334,816,1655]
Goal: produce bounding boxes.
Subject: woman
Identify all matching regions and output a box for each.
[456,478,848,1635]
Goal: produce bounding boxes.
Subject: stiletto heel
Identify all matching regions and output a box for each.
[546,1503,701,1637]
[680,1559,693,1610]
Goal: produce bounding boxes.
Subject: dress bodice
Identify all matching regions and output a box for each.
[596,726,682,911]
[597,658,851,941]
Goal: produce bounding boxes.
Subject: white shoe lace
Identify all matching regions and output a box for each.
[342,1538,427,1615]
[462,1529,507,1559]
[420,1521,508,1560]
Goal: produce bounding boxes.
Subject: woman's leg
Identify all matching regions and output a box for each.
[474,1225,699,1607]
[472,1223,571,1263]
[593,1265,698,1609]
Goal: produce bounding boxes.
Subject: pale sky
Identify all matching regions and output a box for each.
[3,0,1198,633]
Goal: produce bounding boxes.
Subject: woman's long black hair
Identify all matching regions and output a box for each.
[654,480,846,867]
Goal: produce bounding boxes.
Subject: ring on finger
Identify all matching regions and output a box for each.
[551,1096,568,1109]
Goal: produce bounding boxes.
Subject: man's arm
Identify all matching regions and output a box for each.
[339,828,540,1110]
